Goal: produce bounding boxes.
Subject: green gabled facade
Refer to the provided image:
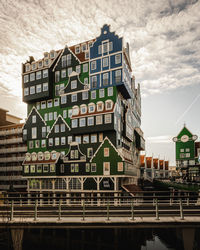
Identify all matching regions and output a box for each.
[21,24,145,193]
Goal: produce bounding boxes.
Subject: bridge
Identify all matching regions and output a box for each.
[0,190,200,229]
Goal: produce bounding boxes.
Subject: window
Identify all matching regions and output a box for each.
[108,87,113,96]
[91,163,96,172]
[84,78,88,84]
[32,127,37,139]
[105,114,112,123]
[115,54,121,64]
[82,91,88,100]
[76,65,81,74]
[115,70,121,83]
[103,42,108,53]
[23,129,27,136]
[103,57,109,67]
[36,84,41,93]
[71,80,77,89]
[99,133,103,142]
[30,73,35,81]
[50,164,55,172]
[32,115,36,123]
[45,152,51,160]
[67,54,71,66]
[105,100,113,110]
[98,45,102,54]
[61,137,66,145]
[24,75,29,83]
[30,86,35,95]
[50,51,55,58]
[109,41,113,52]
[49,112,53,120]
[70,150,75,159]
[36,102,40,110]
[35,140,40,148]
[30,165,35,173]
[79,118,86,127]
[55,137,59,146]
[186,153,190,158]
[43,165,49,173]
[68,136,72,144]
[54,98,59,106]
[54,112,57,120]
[91,61,96,70]
[32,63,37,70]
[88,103,95,113]
[104,148,109,157]
[61,123,65,132]
[25,64,30,72]
[99,89,105,98]
[61,95,67,104]
[75,164,79,172]
[61,69,66,78]
[91,76,97,88]
[71,164,75,172]
[180,149,184,152]
[72,119,78,128]
[63,110,67,118]
[24,87,29,96]
[43,82,48,91]
[75,46,80,54]
[47,100,52,108]
[91,134,97,143]
[86,163,90,172]
[62,55,67,67]
[55,124,59,133]
[44,59,49,67]
[97,102,104,112]
[96,115,103,125]
[42,127,46,137]
[68,67,72,76]
[75,136,81,144]
[103,162,110,175]
[91,90,96,99]
[49,138,53,146]
[35,71,41,80]
[41,140,46,148]
[29,141,33,149]
[87,148,93,158]
[82,43,87,51]
[43,69,48,78]
[55,71,60,83]
[83,135,89,144]
[103,72,109,86]
[88,117,94,126]
[72,106,79,116]
[83,63,88,72]
[85,51,89,59]
[24,165,29,173]
[68,109,72,118]
[186,148,190,152]
[71,94,77,102]
[80,105,87,114]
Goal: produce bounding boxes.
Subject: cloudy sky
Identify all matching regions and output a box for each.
[0,0,200,165]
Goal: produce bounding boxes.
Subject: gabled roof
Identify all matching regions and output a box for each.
[177,125,193,138]
[22,106,46,129]
[63,142,86,163]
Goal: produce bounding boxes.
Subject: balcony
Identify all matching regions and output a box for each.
[0,175,23,181]
[0,156,25,163]
[0,137,23,145]
[0,128,22,136]
[0,166,22,172]
[0,146,27,154]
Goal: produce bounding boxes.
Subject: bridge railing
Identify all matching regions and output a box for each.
[0,190,199,222]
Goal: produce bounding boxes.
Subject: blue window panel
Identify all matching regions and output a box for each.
[112,70,122,86]
[102,57,109,71]
[90,24,123,60]
[110,53,122,69]
[101,72,110,88]
[90,74,100,90]
[90,59,101,74]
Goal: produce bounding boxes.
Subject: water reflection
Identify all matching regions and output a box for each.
[1,227,200,250]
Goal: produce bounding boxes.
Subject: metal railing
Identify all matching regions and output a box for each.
[0,190,199,222]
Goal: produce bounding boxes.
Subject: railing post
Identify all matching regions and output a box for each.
[58,199,61,221]
[82,199,85,221]
[20,194,22,207]
[155,199,159,220]
[180,198,184,220]
[131,200,134,221]
[10,200,14,221]
[106,200,110,221]
[153,193,155,205]
[34,199,38,221]
[187,192,189,206]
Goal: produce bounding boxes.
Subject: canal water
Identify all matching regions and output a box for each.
[1,227,200,250]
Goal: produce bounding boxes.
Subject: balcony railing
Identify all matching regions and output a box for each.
[0,128,22,136]
[0,138,23,145]
[0,146,27,154]
[0,166,22,172]
[0,175,23,181]
[0,156,25,163]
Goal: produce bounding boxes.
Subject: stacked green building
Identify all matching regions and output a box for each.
[22,25,145,194]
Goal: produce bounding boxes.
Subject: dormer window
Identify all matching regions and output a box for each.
[25,63,30,72]
[31,62,37,71]
[80,104,87,114]
[88,41,93,47]
[71,80,77,89]
[75,46,80,54]
[85,51,89,59]
[88,103,95,113]
[31,152,37,161]
[38,60,43,68]
[38,152,44,161]
[44,52,49,58]
[105,100,113,110]
[97,101,104,112]
[72,106,79,116]
[44,151,50,160]
[50,50,55,59]
[44,58,49,66]
[82,43,87,52]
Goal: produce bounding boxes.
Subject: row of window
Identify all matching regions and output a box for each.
[180,153,191,158]
[180,148,190,152]
[75,41,93,54]
[24,82,48,96]
[24,69,48,83]
[91,70,121,88]
[98,41,113,55]
[91,54,121,71]
[24,164,55,173]
[71,113,112,128]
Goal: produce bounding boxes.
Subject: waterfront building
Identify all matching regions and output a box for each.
[21,24,145,194]
[173,125,200,181]
[0,108,27,191]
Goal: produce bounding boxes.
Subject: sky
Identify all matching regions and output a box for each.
[0,0,200,165]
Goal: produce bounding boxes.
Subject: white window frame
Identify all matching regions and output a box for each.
[79,118,86,127]
[91,61,96,70]
[96,115,103,125]
[72,119,78,128]
[103,162,110,175]
[105,114,112,124]
[71,94,77,102]
[115,54,121,64]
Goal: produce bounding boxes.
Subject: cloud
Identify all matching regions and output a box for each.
[146,135,173,144]
[0,0,199,116]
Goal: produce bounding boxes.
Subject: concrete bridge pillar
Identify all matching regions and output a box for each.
[11,229,24,250]
[182,228,195,250]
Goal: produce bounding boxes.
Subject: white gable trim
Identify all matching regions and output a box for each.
[23,106,46,129]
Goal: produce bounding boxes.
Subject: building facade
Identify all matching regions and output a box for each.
[173,125,200,181]
[21,24,145,194]
[0,108,27,191]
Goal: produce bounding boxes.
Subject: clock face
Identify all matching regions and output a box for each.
[192,135,198,141]
[181,135,189,142]
[173,137,178,142]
